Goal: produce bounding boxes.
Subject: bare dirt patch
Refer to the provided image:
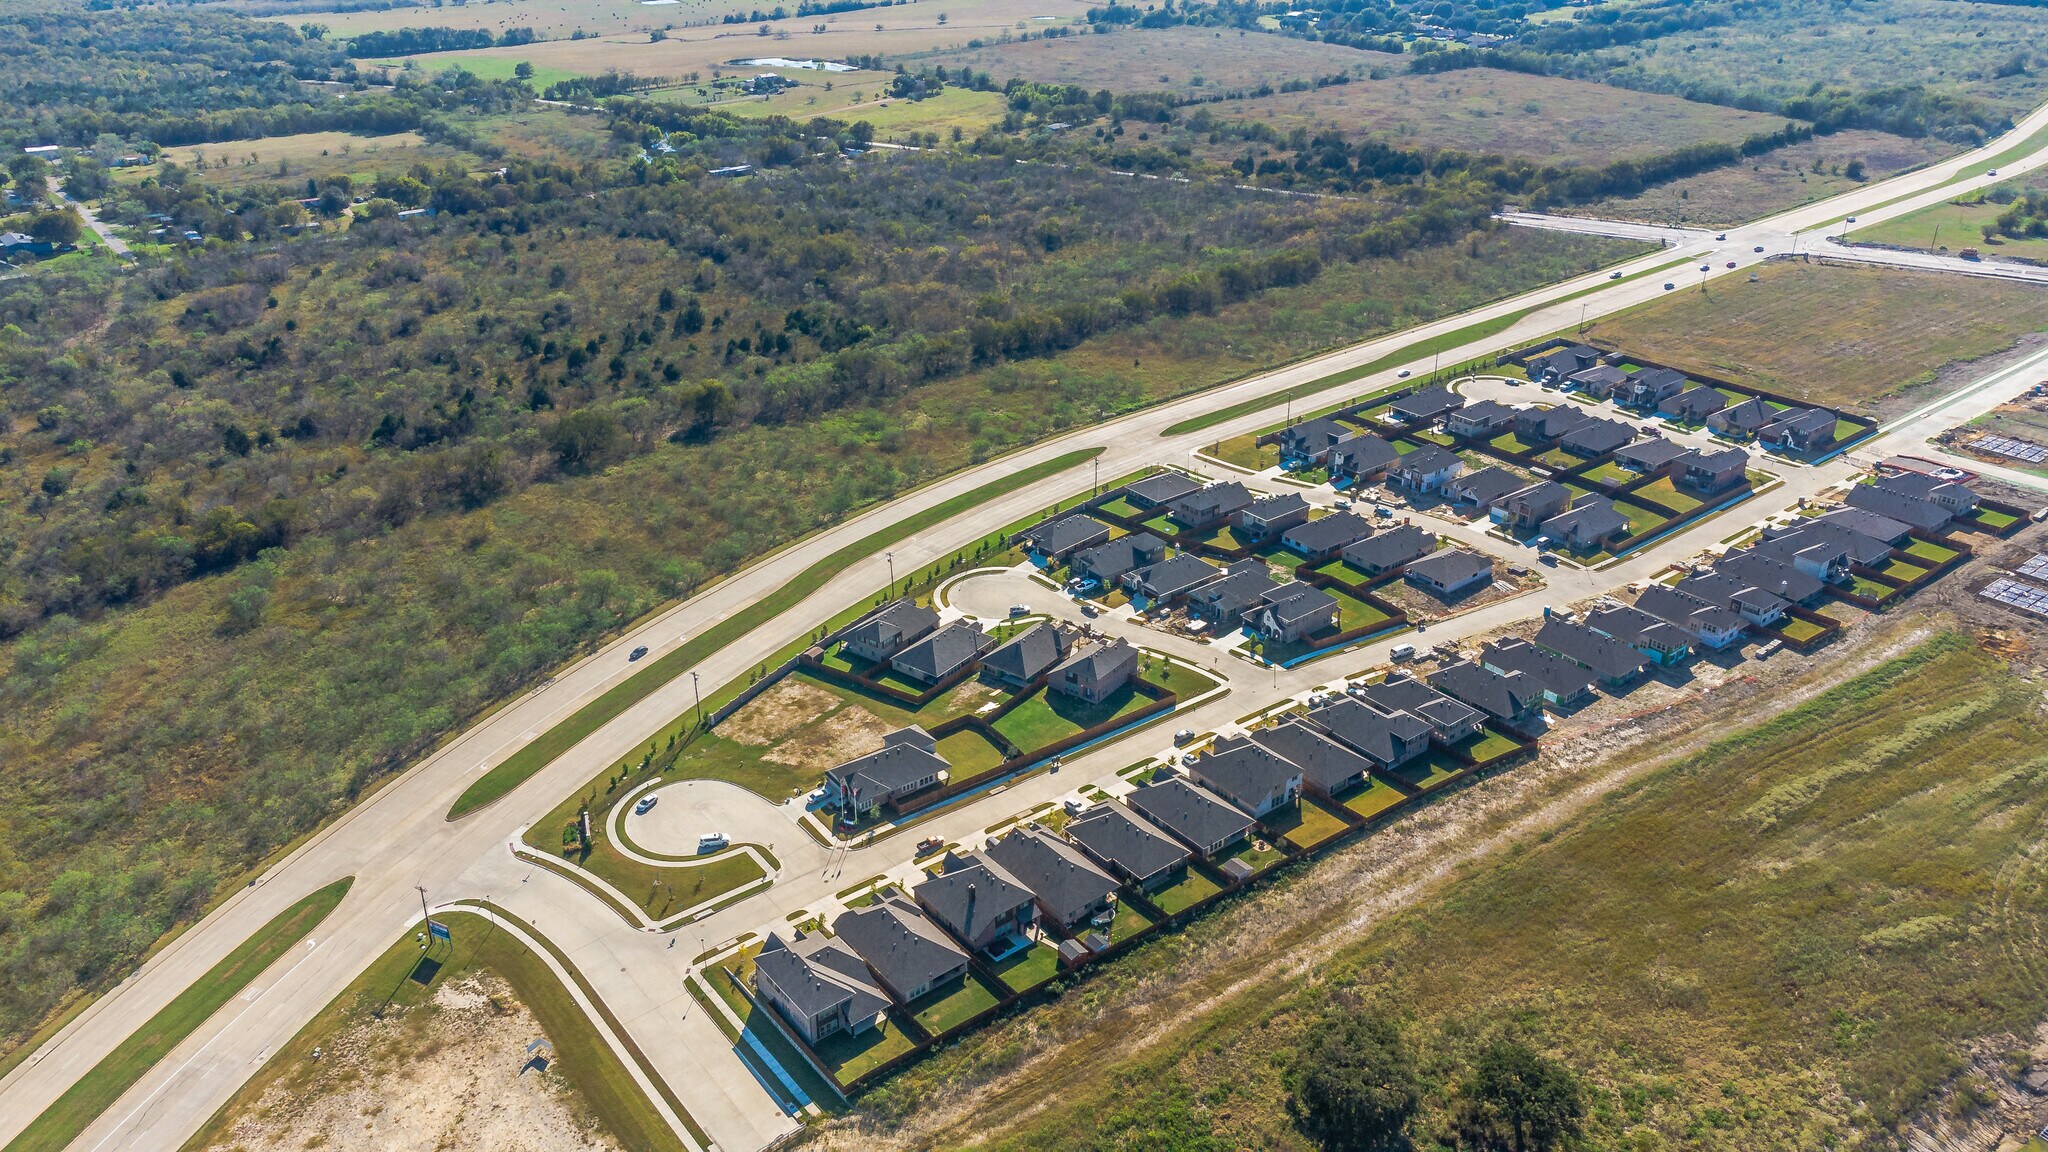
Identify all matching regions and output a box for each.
[719,679,845,747]
[762,705,892,770]
[207,973,618,1152]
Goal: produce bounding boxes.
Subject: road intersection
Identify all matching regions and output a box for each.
[8,100,2048,1152]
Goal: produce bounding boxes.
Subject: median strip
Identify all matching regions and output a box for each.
[448,447,1105,819]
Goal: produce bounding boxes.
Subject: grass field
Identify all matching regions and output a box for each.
[1580,262,2048,413]
[1577,129,1954,229]
[119,131,484,191]
[448,446,1100,819]
[1197,67,1785,167]
[965,633,2048,1149]
[711,84,1007,142]
[1853,174,2048,263]
[918,26,1402,96]
[1337,776,1407,821]
[249,0,729,39]
[7,880,352,1152]
[991,683,1150,752]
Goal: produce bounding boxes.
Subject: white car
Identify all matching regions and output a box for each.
[1008,604,1030,617]
[633,795,658,815]
[697,832,729,853]
[1390,643,1417,662]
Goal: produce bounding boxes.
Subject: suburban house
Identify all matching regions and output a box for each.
[1276,417,1355,465]
[1623,367,1689,410]
[1757,407,1840,454]
[915,852,1040,955]
[1874,472,1979,515]
[1188,561,1282,630]
[825,727,951,816]
[1681,447,1750,493]
[1405,548,1494,598]
[1540,495,1632,551]
[1171,482,1255,530]
[1354,675,1484,742]
[1712,550,1828,605]
[834,892,972,1004]
[1760,520,1893,568]
[1020,514,1112,562]
[1707,397,1776,438]
[1280,512,1374,560]
[1235,492,1311,543]
[1427,661,1541,728]
[1528,343,1603,382]
[982,622,1075,687]
[1389,386,1463,425]
[1122,552,1223,607]
[1816,506,1913,547]
[1446,400,1517,439]
[752,930,890,1045]
[1124,472,1202,509]
[1558,416,1637,458]
[1187,736,1304,818]
[1389,444,1465,494]
[1251,716,1377,797]
[1675,571,1788,627]
[1532,616,1647,687]
[1126,776,1256,858]
[1514,406,1591,444]
[1252,581,1341,643]
[1843,482,1953,533]
[891,619,996,684]
[1048,638,1139,703]
[1328,436,1401,485]
[1494,481,1570,531]
[1747,531,1854,585]
[842,599,939,663]
[1660,386,1729,423]
[1481,638,1595,708]
[1585,603,1694,665]
[1341,525,1437,575]
[1070,533,1167,589]
[1567,364,1631,399]
[984,825,1120,934]
[1064,801,1192,891]
[1448,466,1527,512]
[1307,697,1431,769]
[1634,585,1748,649]
[1613,436,1693,477]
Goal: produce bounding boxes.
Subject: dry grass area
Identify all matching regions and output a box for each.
[128,130,482,189]
[1580,261,2048,414]
[1200,68,1786,166]
[204,973,619,1152]
[819,606,1977,1149]
[1576,129,1956,229]
[251,0,714,39]
[762,705,892,770]
[369,0,1093,84]
[917,25,1398,95]
[718,679,845,746]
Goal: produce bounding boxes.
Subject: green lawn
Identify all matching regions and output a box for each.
[816,1015,919,1085]
[1337,777,1408,821]
[1097,496,1146,518]
[1490,431,1537,454]
[1222,836,1290,877]
[1210,433,1276,471]
[1970,507,2021,530]
[1847,575,1899,601]
[1777,617,1828,643]
[1102,900,1156,945]
[1612,499,1669,536]
[1329,588,1394,632]
[1140,512,1180,537]
[577,841,766,919]
[1139,660,1222,700]
[1535,447,1582,469]
[936,729,1008,775]
[1273,796,1352,850]
[1903,539,1959,564]
[8,880,355,1152]
[1584,461,1636,486]
[1312,557,1374,585]
[448,448,1103,818]
[1389,750,1463,792]
[1634,475,1703,513]
[1454,727,1522,764]
[908,973,1004,1038]
[990,941,1062,994]
[1146,868,1224,916]
[1192,524,1256,550]
[1880,559,1929,582]
[993,685,1151,753]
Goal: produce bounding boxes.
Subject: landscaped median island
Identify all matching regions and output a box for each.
[6,878,352,1152]
[447,446,1106,820]
[178,907,700,1152]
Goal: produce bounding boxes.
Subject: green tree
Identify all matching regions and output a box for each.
[1454,1040,1585,1152]
[29,210,82,245]
[1287,1012,1420,1152]
[547,409,625,474]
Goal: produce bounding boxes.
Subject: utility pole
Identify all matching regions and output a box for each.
[885,551,895,597]
[1578,301,1588,333]
[691,671,703,727]
[1092,457,1099,495]
[1929,223,1940,254]
[1431,348,1441,383]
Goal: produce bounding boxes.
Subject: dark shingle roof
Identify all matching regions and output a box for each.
[982,621,1072,682]
[1241,492,1309,524]
[1760,407,1839,441]
[1354,676,1481,735]
[1330,436,1400,475]
[1450,399,1516,429]
[843,599,938,652]
[1815,506,1911,545]
[1391,385,1463,421]
[1128,553,1223,598]
[1585,604,1693,652]
[1073,532,1166,582]
[1663,386,1728,418]
[1534,617,1646,681]
[754,931,890,1025]
[1023,514,1111,556]
[1393,443,1463,478]
[835,894,970,1000]
[1427,661,1535,723]
[984,825,1118,926]
[1064,801,1191,886]
[1342,525,1438,571]
[891,619,994,679]
[1676,571,1788,618]
[1614,436,1691,471]
[1542,495,1630,543]
[1711,396,1774,432]
[1687,446,1749,474]
[1282,512,1375,555]
[916,854,1037,940]
[1874,473,1974,506]
[1519,406,1591,440]
[1050,637,1136,686]
[1251,716,1375,793]
[1482,638,1594,701]
[1449,466,1526,506]
[828,729,950,800]
[1843,484,1950,532]
[1636,584,1746,635]
[1712,550,1826,603]
[1309,696,1433,765]
[1278,416,1351,454]
[1561,417,1637,455]
[1126,776,1255,852]
[1189,735,1302,813]
[1176,481,1254,518]
[1758,521,1892,565]
[1405,547,1492,589]
[1258,581,1338,627]
[1126,472,1202,506]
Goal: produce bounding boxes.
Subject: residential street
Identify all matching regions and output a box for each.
[7,99,2048,1152]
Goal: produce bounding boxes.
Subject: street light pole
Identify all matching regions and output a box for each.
[691,671,703,727]
[885,551,895,597]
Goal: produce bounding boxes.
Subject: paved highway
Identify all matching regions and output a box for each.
[7,99,2048,1152]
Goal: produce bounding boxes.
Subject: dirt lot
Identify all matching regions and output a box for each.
[207,973,618,1152]
[1573,128,1956,229]
[719,678,845,746]
[1580,260,2048,416]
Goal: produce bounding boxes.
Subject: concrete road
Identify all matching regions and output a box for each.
[10,100,2048,1152]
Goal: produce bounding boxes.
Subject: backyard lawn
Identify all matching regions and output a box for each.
[992,684,1152,752]
[1312,557,1375,586]
[1338,777,1407,821]
[936,730,1008,775]
[1389,750,1463,792]
[1453,727,1522,764]
[1584,461,1636,486]
[1634,475,1703,513]
[816,1016,919,1085]
[1329,588,1394,632]
[990,941,1061,993]
[1097,495,1145,518]
[1273,796,1353,850]
[1880,559,1929,582]
[1102,900,1156,945]
[1777,617,1828,643]
[1139,660,1221,699]
[1490,431,1537,454]
[1904,539,1959,563]
[1613,499,1668,536]
[1848,575,1899,601]
[908,973,1004,1037]
[1146,868,1224,916]
[1970,507,2021,531]
[1223,836,1290,877]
